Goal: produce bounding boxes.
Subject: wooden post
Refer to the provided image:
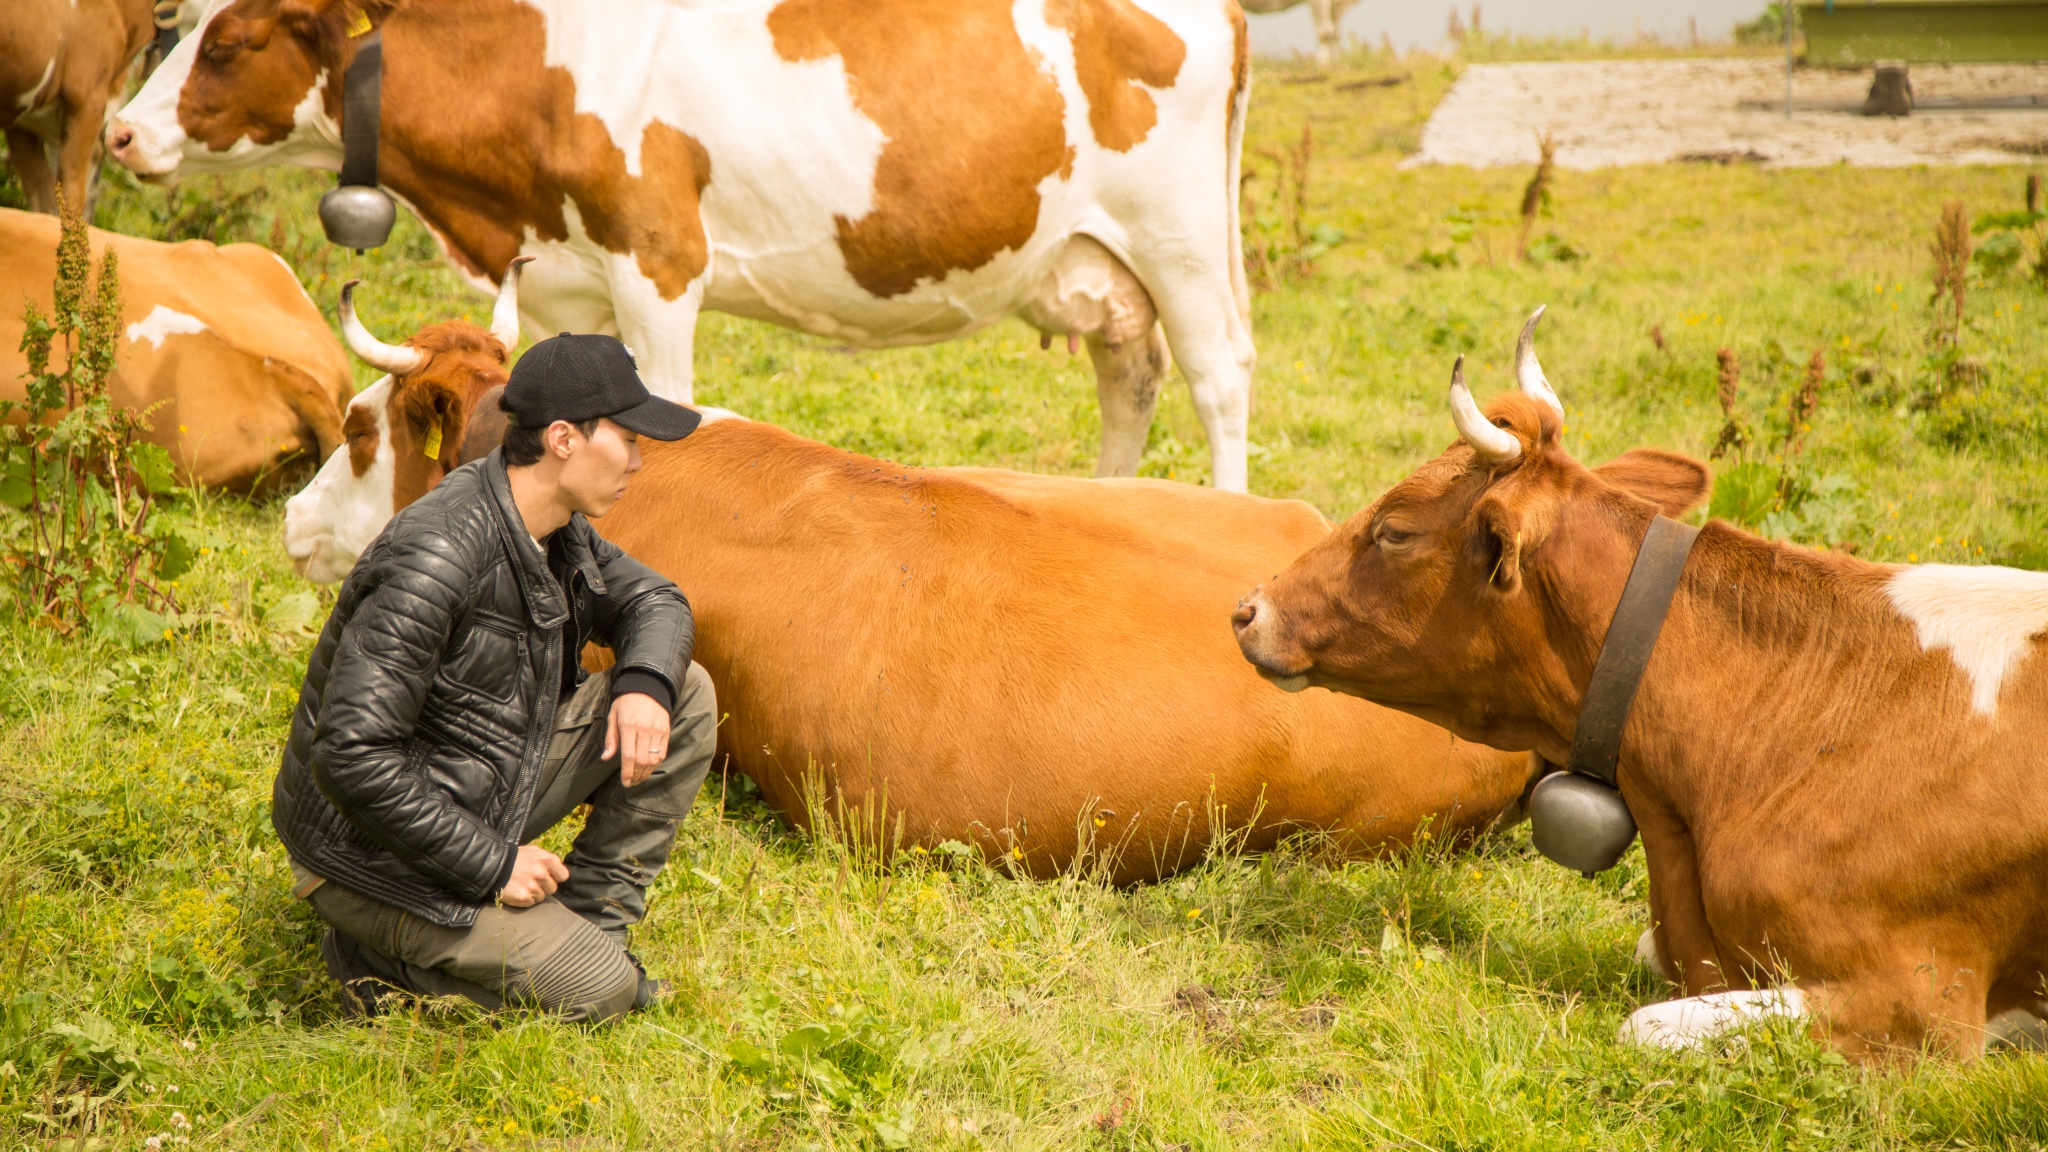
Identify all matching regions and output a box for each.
[1784,1,1794,117]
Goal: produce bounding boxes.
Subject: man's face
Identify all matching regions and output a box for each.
[557,418,642,518]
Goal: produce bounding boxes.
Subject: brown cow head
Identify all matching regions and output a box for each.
[107,0,392,177]
[1232,311,1710,758]
[282,258,528,582]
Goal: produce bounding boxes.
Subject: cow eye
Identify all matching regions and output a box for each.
[1375,522,1417,548]
[204,36,243,62]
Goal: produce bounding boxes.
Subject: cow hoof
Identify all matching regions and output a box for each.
[1988,1008,2048,1052]
[1634,927,1668,978]
[1619,988,1806,1050]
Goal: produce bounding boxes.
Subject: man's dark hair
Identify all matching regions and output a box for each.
[501,414,600,467]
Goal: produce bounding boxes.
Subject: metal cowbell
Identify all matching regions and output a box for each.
[320,184,396,253]
[1528,771,1638,878]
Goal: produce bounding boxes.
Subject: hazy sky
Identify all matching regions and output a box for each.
[1247,0,1770,55]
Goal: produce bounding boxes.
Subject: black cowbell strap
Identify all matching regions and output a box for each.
[1564,515,1701,786]
[338,32,383,188]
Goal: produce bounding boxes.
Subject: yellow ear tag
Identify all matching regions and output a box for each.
[346,10,373,37]
[422,420,443,460]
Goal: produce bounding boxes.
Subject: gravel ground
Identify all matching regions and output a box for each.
[1410,58,2048,168]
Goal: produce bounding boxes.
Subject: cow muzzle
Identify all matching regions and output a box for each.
[105,118,181,180]
[1232,591,1311,692]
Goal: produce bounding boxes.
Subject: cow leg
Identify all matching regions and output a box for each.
[1629,787,1728,995]
[5,128,58,214]
[1139,271,1254,493]
[54,90,111,217]
[1804,952,1992,1060]
[605,260,702,404]
[1087,328,1169,478]
[1310,0,1338,67]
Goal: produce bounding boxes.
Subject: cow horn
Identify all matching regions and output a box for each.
[1449,355,1522,465]
[490,255,534,351]
[1515,305,1565,419]
[340,280,426,377]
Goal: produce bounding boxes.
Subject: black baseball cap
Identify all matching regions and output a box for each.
[502,333,701,441]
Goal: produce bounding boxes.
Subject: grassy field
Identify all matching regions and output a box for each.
[3,40,2048,1150]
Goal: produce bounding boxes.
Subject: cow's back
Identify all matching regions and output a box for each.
[0,209,352,491]
[598,420,1529,880]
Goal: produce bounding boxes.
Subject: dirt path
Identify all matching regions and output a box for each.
[1411,58,2048,168]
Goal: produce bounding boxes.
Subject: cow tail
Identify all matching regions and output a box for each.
[1224,2,1252,332]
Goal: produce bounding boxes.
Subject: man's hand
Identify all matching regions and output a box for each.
[500,844,568,908]
[605,691,672,788]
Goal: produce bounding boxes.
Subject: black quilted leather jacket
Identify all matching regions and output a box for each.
[273,450,693,927]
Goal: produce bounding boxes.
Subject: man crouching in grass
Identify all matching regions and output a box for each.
[272,334,716,1022]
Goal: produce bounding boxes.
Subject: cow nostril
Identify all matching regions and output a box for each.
[1231,599,1258,635]
[108,125,134,153]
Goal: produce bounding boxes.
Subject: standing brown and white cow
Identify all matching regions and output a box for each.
[0,207,352,492]
[2,0,163,213]
[283,282,1535,881]
[1233,314,2048,1060]
[107,0,1259,490]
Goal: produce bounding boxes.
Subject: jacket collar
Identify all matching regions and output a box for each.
[483,449,570,629]
[555,515,608,597]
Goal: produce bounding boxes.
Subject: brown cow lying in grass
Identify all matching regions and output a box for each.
[1233,313,2048,1060]
[281,281,1536,882]
[0,207,352,492]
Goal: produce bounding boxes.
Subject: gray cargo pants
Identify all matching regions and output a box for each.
[306,662,717,1023]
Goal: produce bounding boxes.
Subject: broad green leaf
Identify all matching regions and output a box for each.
[724,1039,774,1074]
[262,590,322,635]
[780,1022,832,1058]
[1708,461,1778,528]
[130,441,180,495]
[1972,231,2025,275]
[155,531,195,582]
[92,599,172,648]
[1973,209,2046,232]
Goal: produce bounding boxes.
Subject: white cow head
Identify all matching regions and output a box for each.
[283,261,526,582]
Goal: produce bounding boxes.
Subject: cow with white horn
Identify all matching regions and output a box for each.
[284,257,529,583]
[1237,306,2048,1061]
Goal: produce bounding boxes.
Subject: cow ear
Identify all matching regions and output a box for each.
[459,385,509,465]
[399,379,466,470]
[430,388,467,470]
[1473,502,1524,591]
[1594,449,1710,517]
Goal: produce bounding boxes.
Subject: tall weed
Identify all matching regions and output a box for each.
[0,200,196,640]
[1706,346,1862,547]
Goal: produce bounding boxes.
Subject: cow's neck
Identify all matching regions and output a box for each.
[359,1,598,282]
[1605,524,1903,823]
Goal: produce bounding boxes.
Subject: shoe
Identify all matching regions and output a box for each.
[321,928,392,1019]
[624,951,671,1011]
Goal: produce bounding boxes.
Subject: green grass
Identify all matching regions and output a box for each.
[3,43,2047,1149]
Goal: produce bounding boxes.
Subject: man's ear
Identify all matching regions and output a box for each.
[1594,448,1711,517]
[544,419,579,460]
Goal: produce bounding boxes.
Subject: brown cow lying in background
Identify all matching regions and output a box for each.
[0,208,352,492]
[283,279,1535,882]
[1234,314,2048,1060]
